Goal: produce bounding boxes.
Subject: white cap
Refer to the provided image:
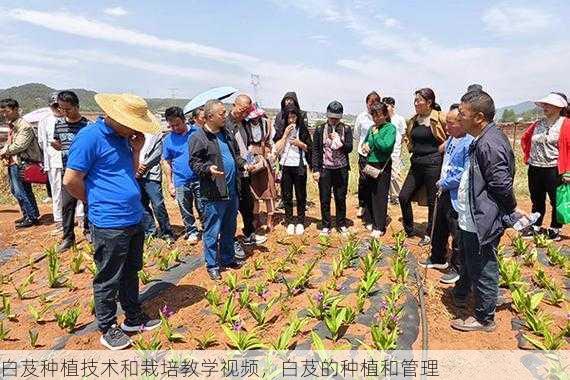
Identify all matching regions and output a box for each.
[535,93,568,108]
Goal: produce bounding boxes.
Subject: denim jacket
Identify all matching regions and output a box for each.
[437,134,474,211]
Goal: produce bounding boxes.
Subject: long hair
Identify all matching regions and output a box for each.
[415,88,441,111]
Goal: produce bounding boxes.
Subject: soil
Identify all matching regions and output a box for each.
[0,192,567,351]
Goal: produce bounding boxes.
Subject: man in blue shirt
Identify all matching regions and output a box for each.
[162,106,203,244]
[420,104,473,285]
[64,93,161,350]
[189,99,249,280]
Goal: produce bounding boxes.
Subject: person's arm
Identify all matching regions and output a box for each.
[311,126,322,174]
[63,168,86,202]
[142,135,163,170]
[439,141,467,191]
[2,124,34,156]
[373,125,397,153]
[162,160,176,197]
[480,141,517,213]
[342,125,353,154]
[130,132,144,171]
[189,134,215,178]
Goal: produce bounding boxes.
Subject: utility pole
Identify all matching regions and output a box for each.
[168,88,180,99]
[250,74,261,106]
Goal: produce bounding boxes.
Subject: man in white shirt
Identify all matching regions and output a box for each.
[354,91,381,219]
[383,97,407,204]
[36,94,65,233]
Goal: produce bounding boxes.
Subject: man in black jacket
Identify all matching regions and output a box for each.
[189,99,248,280]
[451,90,516,332]
[312,101,353,235]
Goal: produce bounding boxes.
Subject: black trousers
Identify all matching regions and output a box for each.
[357,155,368,208]
[62,177,89,242]
[281,166,307,225]
[430,190,462,271]
[238,177,255,236]
[528,165,562,229]
[399,159,442,235]
[318,166,349,229]
[363,162,392,231]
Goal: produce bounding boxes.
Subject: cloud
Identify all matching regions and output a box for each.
[8,8,259,66]
[308,35,331,45]
[270,0,343,22]
[103,6,128,17]
[0,63,59,77]
[383,17,400,29]
[482,5,556,36]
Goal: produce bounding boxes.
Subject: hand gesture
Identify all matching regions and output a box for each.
[312,172,320,182]
[130,132,145,152]
[168,182,176,198]
[51,139,62,151]
[209,165,224,177]
[291,138,303,148]
[285,124,295,137]
[136,163,147,177]
[361,143,370,155]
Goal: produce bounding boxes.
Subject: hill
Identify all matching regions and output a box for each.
[496,101,537,121]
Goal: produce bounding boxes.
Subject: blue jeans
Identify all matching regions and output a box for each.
[175,181,204,236]
[453,230,500,324]
[138,179,173,237]
[90,223,144,333]
[8,165,39,220]
[202,196,238,269]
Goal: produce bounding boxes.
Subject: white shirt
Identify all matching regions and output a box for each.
[390,113,407,165]
[354,111,374,156]
[280,128,306,167]
[37,114,62,170]
[457,159,477,232]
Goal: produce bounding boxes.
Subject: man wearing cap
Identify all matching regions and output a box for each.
[312,101,353,236]
[37,93,65,234]
[0,98,42,228]
[190,99,248,280]
[64,93,161,350]
[520,92,570,241]
[53,90,90,252]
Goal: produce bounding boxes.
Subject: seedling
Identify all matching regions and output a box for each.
[28,304,50,323]
[533,234,550,249]
[169,249,183,263]
[159,310,184,343]
[138,269,153,285]
[157,254,172,271]
[0,321,10,341]
[340,240,360,268]
[253,258,263,271]
[212,296,239,324]
[512,235,529,256]
[241,265,254,280]
[391,256,409,284]
[47,248,67,288]
[284,258,318,295]
[498,257,524,288]
[247,296,279,326]
[87,260,98,276]
[54,305,81,332]
[323,299,355,341]
[132,331,162,351]
[331,257,346,279]
[546,245,567,267]
[525,329,567,351]
[224,272,240,292]
[510,288,543,314]
[533,268,555,290]
[524,309,553,337]
[393,230,406,251]
[238,287,251,308]
[88,296,95,315]
[28,329,39,348]
[307,290,342,320]
[205,286,222,307]
[69,251,85,274]
[266,266,281,283]
[254,282,268,299]
[370,324,399,350]
[194,331,217,350]
[288,316,308,337]
[222,322,265,351]
[358,269,382,298]
[369,238,383,260]
[544,285,566,306]
[360,252,379,275]
[2,295,16,321]
[14,274,34,299]
[522,248,538,267]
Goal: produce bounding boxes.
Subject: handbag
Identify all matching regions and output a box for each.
[363,160,391,179]
[19,161,48,184]
[556,183,570,224]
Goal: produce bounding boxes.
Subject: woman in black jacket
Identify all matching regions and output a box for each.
[273,105,312,235]
[312,101,353,235]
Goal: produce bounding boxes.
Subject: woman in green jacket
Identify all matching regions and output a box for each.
[361,102,397,237]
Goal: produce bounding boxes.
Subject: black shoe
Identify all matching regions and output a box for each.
[162,234,175,244]
[418,236,431,246]
[100,325,132,350]
[546,228,561,241]
[58,238,75,253]
[207,268,221,280]
[234,241,246,260]
[14,216,25,224]
[15,218,38,229]
[223,261,244,270]
[440,268,460,284]
[121,312,161,333]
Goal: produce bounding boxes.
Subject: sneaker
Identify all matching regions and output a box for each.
[451,316,496,332]
[547,228,561,241]
[371,230,385,239]
[521,226,540,239]
[295,223,304,235]
[187,233,199,245]
[418,235,431,246]
[234,241,246,260]
[357,207,364,218]
[365,224,373,232]
[223,260,244,270]
[121,312,162,333]
[100,325,132,350]
[339,226,349,236]
[15,218,38,229]
[419,258,449,270]
[440,268,460,284]
[243,233,267,245]
[320,228,330,236]
[43,197,52,204]
[162,234,175,244]
[286,224,295,235]
[207,267,221,280]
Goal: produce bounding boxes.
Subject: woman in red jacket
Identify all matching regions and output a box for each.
[520,92,570,240]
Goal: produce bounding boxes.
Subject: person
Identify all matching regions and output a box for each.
[273,92,310,144]
[64,93,162,350]
[399,88,447,246]
[312,101,353,235]
[162,106,203,244]
[137,129,174,242]
[189,99,248,280]
[274,104,312,235]
[382,96,407,204]
[192,107,206,128]
[354,91,381,217]
[37,93,65,234]
[0,98,41,227]
[420,104,473,284]
[225,94,267,246]
[520,92,570,241]
[361,102,396,237]
[467,83,483,93]
[245,105,277,232]
[53,91,90,251]
[451,90,516,332]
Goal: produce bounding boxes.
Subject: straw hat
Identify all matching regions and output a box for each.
[94,93,161,134]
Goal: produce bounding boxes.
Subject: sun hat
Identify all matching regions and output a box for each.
[94,93,161,134]
[246,106,266,121]
[326,100,343,118]
[535,93,568,109]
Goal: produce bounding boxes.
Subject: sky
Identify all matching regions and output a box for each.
[0,0,568,115]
